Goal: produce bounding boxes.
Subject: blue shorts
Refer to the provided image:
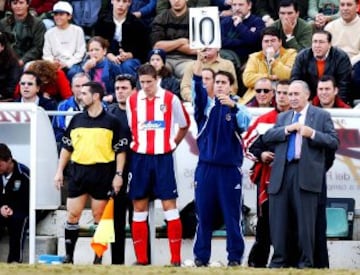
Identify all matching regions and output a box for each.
[128,152,178,200]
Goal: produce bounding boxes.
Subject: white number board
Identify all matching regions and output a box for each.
[189,7,221,49]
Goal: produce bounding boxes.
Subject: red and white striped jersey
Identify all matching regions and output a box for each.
[126,88,190,155]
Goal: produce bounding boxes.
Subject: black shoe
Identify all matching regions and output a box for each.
[93,255,103,265]
[228,261,241,267]
[194,259,208,267]
[63,255,73,264]
[171,262,181,267]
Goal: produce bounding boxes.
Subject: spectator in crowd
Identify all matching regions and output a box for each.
[290,29,352,104]
[130,0,156,27]
[272,0,312,52]
[199,68,216,98]
[0,31,21,101]
[28,0,57,29]
[52,72,91,145]
[243,80,290,268]
[324,0,360,99]
[312,75,351,108]
[307,0,340,30]
[156,0,209,17]
[242,26,296,105]
[220,0,265,66]
[262,80,339,268]
[247,77,275,107]
[68,0,102,38]
[255,0,308,26]
[144,48,181,98]
[54,81,129,264]
[14,60,72,102]
[181,47,238,102]
[81,36,121,104]
[107,74,135,265]
[191,50,251,267]
[43,1,86,81]
[0,143,30,263]
[126,64,190,266]
[151,0,197,79]
[17,70,57,112]
[0,0,46,67]
[95,0,150,77]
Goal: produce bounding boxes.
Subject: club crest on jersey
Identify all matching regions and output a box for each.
[160,104,167,112]
[225,113,232,121]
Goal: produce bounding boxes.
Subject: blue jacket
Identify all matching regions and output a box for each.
[193,75,251,167]
[220,13,265,62]
[52,96,81,142]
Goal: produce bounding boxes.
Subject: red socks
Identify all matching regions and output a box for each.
[132,221,148,264]
[167,218,182,264]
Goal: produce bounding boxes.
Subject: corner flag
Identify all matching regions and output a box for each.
[90,197,115,257]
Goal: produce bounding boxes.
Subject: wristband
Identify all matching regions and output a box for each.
[115,171,123,177]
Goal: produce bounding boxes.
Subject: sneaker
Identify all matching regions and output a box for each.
[228,261,241,267]
[181,259,195,267]
[209,261,224,267]
[170,262,181,267]
[93,255,102,265]
[62,255,73,264]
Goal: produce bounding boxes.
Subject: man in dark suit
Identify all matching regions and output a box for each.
[263,80,339,268]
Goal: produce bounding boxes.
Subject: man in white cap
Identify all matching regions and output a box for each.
[42,1,86,80]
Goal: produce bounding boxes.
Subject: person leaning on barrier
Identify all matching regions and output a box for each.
[312,75,351,109]
[16,70,57,115]
[54,81,129,265]
[0,143,30,263]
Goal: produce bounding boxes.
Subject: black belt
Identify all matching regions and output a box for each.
[287,159,299,164]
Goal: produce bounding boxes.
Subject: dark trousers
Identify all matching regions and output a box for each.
[111,184,133,264]
[0,212,28,263]
[248,200,271,267]
[314,179,329,268]
[269,162,318,268]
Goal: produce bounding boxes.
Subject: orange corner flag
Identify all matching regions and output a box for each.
[91,198,115,257]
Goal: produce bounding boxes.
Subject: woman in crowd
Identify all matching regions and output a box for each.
[14,60,72,102]
[81,36,121,104]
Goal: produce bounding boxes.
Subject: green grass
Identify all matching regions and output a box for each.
[0,264,359,275]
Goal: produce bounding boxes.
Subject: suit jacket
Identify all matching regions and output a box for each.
[262,104,339,194]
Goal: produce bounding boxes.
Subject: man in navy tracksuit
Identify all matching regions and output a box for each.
[0,143,30,263]
[192,52,251,267]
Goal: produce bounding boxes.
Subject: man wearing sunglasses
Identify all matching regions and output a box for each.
[243,80,290,267]
[17,71,56,113]
[246,77,275,107]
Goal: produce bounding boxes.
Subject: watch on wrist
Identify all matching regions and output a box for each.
[116,171,123,177]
